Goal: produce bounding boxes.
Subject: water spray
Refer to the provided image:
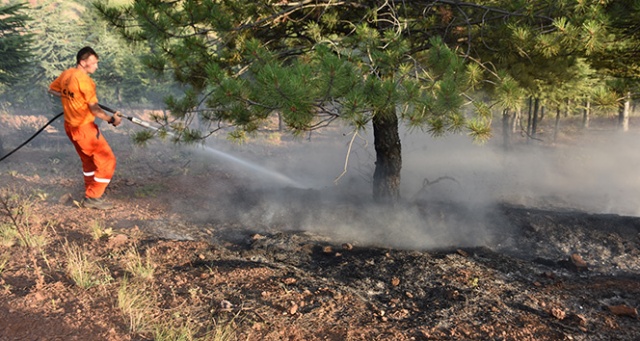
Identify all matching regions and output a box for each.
[101,105,302,187]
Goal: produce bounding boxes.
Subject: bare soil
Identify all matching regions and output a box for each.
[0,112,639,340]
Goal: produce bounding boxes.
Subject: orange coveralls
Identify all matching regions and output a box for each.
[50,68,116,199]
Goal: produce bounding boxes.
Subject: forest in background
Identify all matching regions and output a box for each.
[0,0,178,114]
[1,1,639,137]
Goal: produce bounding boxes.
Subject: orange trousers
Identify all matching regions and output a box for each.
[64,121,116,199]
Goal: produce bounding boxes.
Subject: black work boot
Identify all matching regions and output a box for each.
[82,197,113,210]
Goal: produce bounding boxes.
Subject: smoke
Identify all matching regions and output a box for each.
[399,131,640,217]
[175,122,640,250]
[6,106,639,250]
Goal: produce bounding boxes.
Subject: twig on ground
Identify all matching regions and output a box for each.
[410,176,460,202]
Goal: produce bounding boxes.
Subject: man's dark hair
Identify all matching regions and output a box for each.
[76,46,98,64]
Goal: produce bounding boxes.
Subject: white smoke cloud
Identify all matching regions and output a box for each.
[168,121,640,250]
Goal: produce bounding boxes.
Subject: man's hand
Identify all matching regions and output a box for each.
[89,103,121,126]
[48,89,62,97]
[110,113,123,127]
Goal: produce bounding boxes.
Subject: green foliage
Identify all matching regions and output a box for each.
[0,3,33,85]
[494,74,525,111]
[96,0,496,143]
[89,219,113,241]
[591,84,620,110]
[1,0,83,110]
[467,102,493,143]
[471,0,640,109]
[132,130,156,146]
[134,184,166,198]
[585,0,640,96]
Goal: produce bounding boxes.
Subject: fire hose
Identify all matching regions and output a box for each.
[0,105,166,162]
[98,104,172,135]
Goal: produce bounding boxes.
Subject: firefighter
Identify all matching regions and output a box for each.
[49,46,122,210]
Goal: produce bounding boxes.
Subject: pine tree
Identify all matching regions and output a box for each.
[96,0,622,203]
[470,0,640,136]
[0,3,33,86]
[593,0,640,131]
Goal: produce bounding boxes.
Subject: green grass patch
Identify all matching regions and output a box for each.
[134,184,167,198]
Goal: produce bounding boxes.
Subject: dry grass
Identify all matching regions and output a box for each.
[0,187,49,249]
[62,241,112,289]
[0,223,18,247]
[89,219,113,241]
[0,252,9,275]
[117,278,157,334]
[204,317,240,341]
[16,225,49,249]
[153,321,197,341]
[123,244,156,280]
[152,318,239,341]
[0,187,51,288]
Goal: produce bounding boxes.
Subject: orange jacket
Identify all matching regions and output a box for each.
[49,68,98,127]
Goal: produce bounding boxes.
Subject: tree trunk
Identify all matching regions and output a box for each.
[511,109,519,134]
[116,85,123,104]
[530,98,540,142]
[372,108,401,204]
[582,100,590,129]
[553,107,561,142]
[526,97,533,137]
[278,112,284,132]
[618,92,630,132]
[502,108,510,151]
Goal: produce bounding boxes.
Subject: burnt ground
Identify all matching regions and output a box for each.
[0,112,639,340]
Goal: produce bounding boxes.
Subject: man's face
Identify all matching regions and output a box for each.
[80,55,99,74]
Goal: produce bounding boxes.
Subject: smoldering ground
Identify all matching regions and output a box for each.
[164,123,640,254]
[2,112,640,274]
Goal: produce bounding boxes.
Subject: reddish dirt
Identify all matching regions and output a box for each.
[0,112,639,340]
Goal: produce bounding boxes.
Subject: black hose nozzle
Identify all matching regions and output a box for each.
[98,104,117,114]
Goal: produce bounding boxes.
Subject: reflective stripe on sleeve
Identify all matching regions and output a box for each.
[83,171,95,177]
